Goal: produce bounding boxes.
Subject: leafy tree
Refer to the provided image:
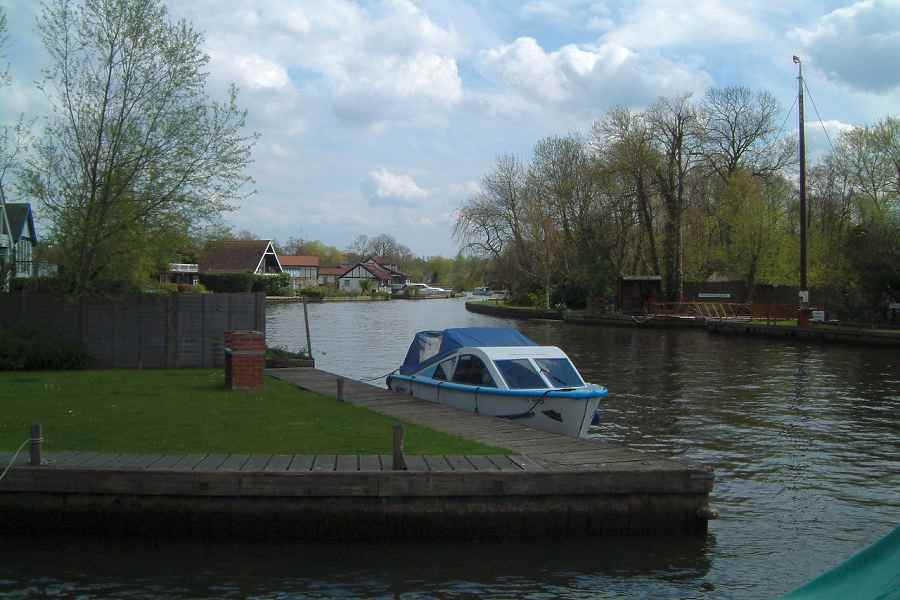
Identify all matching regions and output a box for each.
[23,0,257,293]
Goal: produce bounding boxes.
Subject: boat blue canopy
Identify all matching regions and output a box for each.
[399,327,537,375]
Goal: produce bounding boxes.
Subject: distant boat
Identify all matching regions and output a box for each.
[394,283,451,298]
[472,286,491,296]
[778,524,900,600]
[387,327,608,438]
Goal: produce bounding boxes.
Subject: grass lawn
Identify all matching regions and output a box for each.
[0,370,508,455]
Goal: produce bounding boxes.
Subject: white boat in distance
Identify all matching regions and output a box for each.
[387,328,607,438]
[395,283,451,298]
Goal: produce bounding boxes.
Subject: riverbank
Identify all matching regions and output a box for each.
[707,319,900,347]
[465,301,898,343]
[267,295,391,303]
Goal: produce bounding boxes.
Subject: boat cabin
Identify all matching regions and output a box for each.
[418,346,585,390]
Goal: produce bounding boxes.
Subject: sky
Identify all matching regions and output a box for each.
[2,0,900,257]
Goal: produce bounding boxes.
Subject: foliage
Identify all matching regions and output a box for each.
[455,87,898,318]
[251,272,291,296]
[0,370,508,454]
[276,237,344,266]
[198,272,256,293]
[0,326,91,371]
[22,0,257,295]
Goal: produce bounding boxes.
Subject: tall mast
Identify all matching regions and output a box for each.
[793,55,809,325]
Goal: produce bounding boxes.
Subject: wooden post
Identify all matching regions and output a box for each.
[302,295,312,358]
[336,377,344,401]
[30,423,42,466]
[392,424,407,471]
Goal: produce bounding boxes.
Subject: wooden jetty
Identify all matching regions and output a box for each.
[0,368,716,540]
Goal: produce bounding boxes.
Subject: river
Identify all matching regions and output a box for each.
[2,297,897,599]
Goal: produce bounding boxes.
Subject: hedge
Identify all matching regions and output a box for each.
[198,272,292,295]
[0,325,91,371]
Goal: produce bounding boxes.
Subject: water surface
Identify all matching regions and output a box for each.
[2,297,897,599]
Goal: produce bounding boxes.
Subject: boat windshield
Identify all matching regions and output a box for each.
[534,358,584,388]
[494,359,548,389]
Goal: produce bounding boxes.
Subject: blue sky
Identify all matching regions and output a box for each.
[2,0,899,256]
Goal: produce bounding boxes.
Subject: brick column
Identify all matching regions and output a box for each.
[224,330,265,391]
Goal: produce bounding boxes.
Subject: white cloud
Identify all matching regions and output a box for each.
[478,37,711,112]
[363,168,431,207]
[790,0,900,92]
[226,54,290,89]
[603,0,769,49]
[522,1,571,21]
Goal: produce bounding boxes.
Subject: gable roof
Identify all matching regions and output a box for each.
[1,203,37,243]
[280,255,320,268]
[199,240,280,273]
[364,256,406,277]
[319,266,348,276]
[337,261,394,282]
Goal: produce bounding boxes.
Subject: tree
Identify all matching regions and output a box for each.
[23,0,257,293]
[699,86,794,181]
[647,94,702,300]
[1,6,30,288]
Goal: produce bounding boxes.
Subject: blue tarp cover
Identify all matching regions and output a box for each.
[400,327,537,374]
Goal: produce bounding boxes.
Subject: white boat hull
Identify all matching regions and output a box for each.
[391,378,601,438]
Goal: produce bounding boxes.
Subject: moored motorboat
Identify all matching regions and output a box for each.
[386,327,607,438]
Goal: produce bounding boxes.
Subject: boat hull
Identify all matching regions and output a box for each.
[388,375,602,438]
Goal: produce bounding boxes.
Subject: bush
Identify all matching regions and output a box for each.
[299,287,326,300]
[198,272,256,293]
[251,272,292,296]
[9,276,69,294]
[0,326,91,371]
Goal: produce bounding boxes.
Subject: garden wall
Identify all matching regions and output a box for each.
[0,292,265,368]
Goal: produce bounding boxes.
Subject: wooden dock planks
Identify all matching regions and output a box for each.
[267,367,707,475]
[0,368,715,540]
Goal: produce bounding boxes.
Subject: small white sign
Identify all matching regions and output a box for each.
[698,292,732,299]
[799,290,809,303]
[889,303,900,310]
[812,310,826,322]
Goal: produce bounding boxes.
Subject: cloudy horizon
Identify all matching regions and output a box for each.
[2,0,899,257]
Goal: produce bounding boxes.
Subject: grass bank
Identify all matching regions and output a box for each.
[0,370,507,455]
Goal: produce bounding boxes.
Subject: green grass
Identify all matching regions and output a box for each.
[0,370,508,455]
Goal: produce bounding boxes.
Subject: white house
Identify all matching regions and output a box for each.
[280,255,320,289]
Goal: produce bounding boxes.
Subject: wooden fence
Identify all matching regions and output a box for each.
[0,292,265,368]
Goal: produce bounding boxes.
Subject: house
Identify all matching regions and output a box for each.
[159,263,199,286]
[362,256,409,291]
[280,255,320,289]
[199,240,283,275]
[318,265,347,287]
[337,261,395,293]
[0,202,38,279]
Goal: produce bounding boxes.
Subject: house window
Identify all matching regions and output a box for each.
[451,355,496,387]
[14,239,32,278]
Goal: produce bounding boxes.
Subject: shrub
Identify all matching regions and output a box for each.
[198,272,256,293]
[251,272,292,296]
[9,276,69,294]
[0,326,91,371]
[299,287,325,300]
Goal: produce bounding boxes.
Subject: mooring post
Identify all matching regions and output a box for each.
[30,423,42,466]
[337,377,344,401]
[392,424,407,471]
[302,294,312,359]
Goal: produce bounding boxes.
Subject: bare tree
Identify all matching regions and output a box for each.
[699,86,795,181]
[647,94,703,300]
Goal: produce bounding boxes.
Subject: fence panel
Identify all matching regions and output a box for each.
[0,292,265,369]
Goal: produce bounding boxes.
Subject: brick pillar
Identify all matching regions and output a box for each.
[224,330,265,391]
